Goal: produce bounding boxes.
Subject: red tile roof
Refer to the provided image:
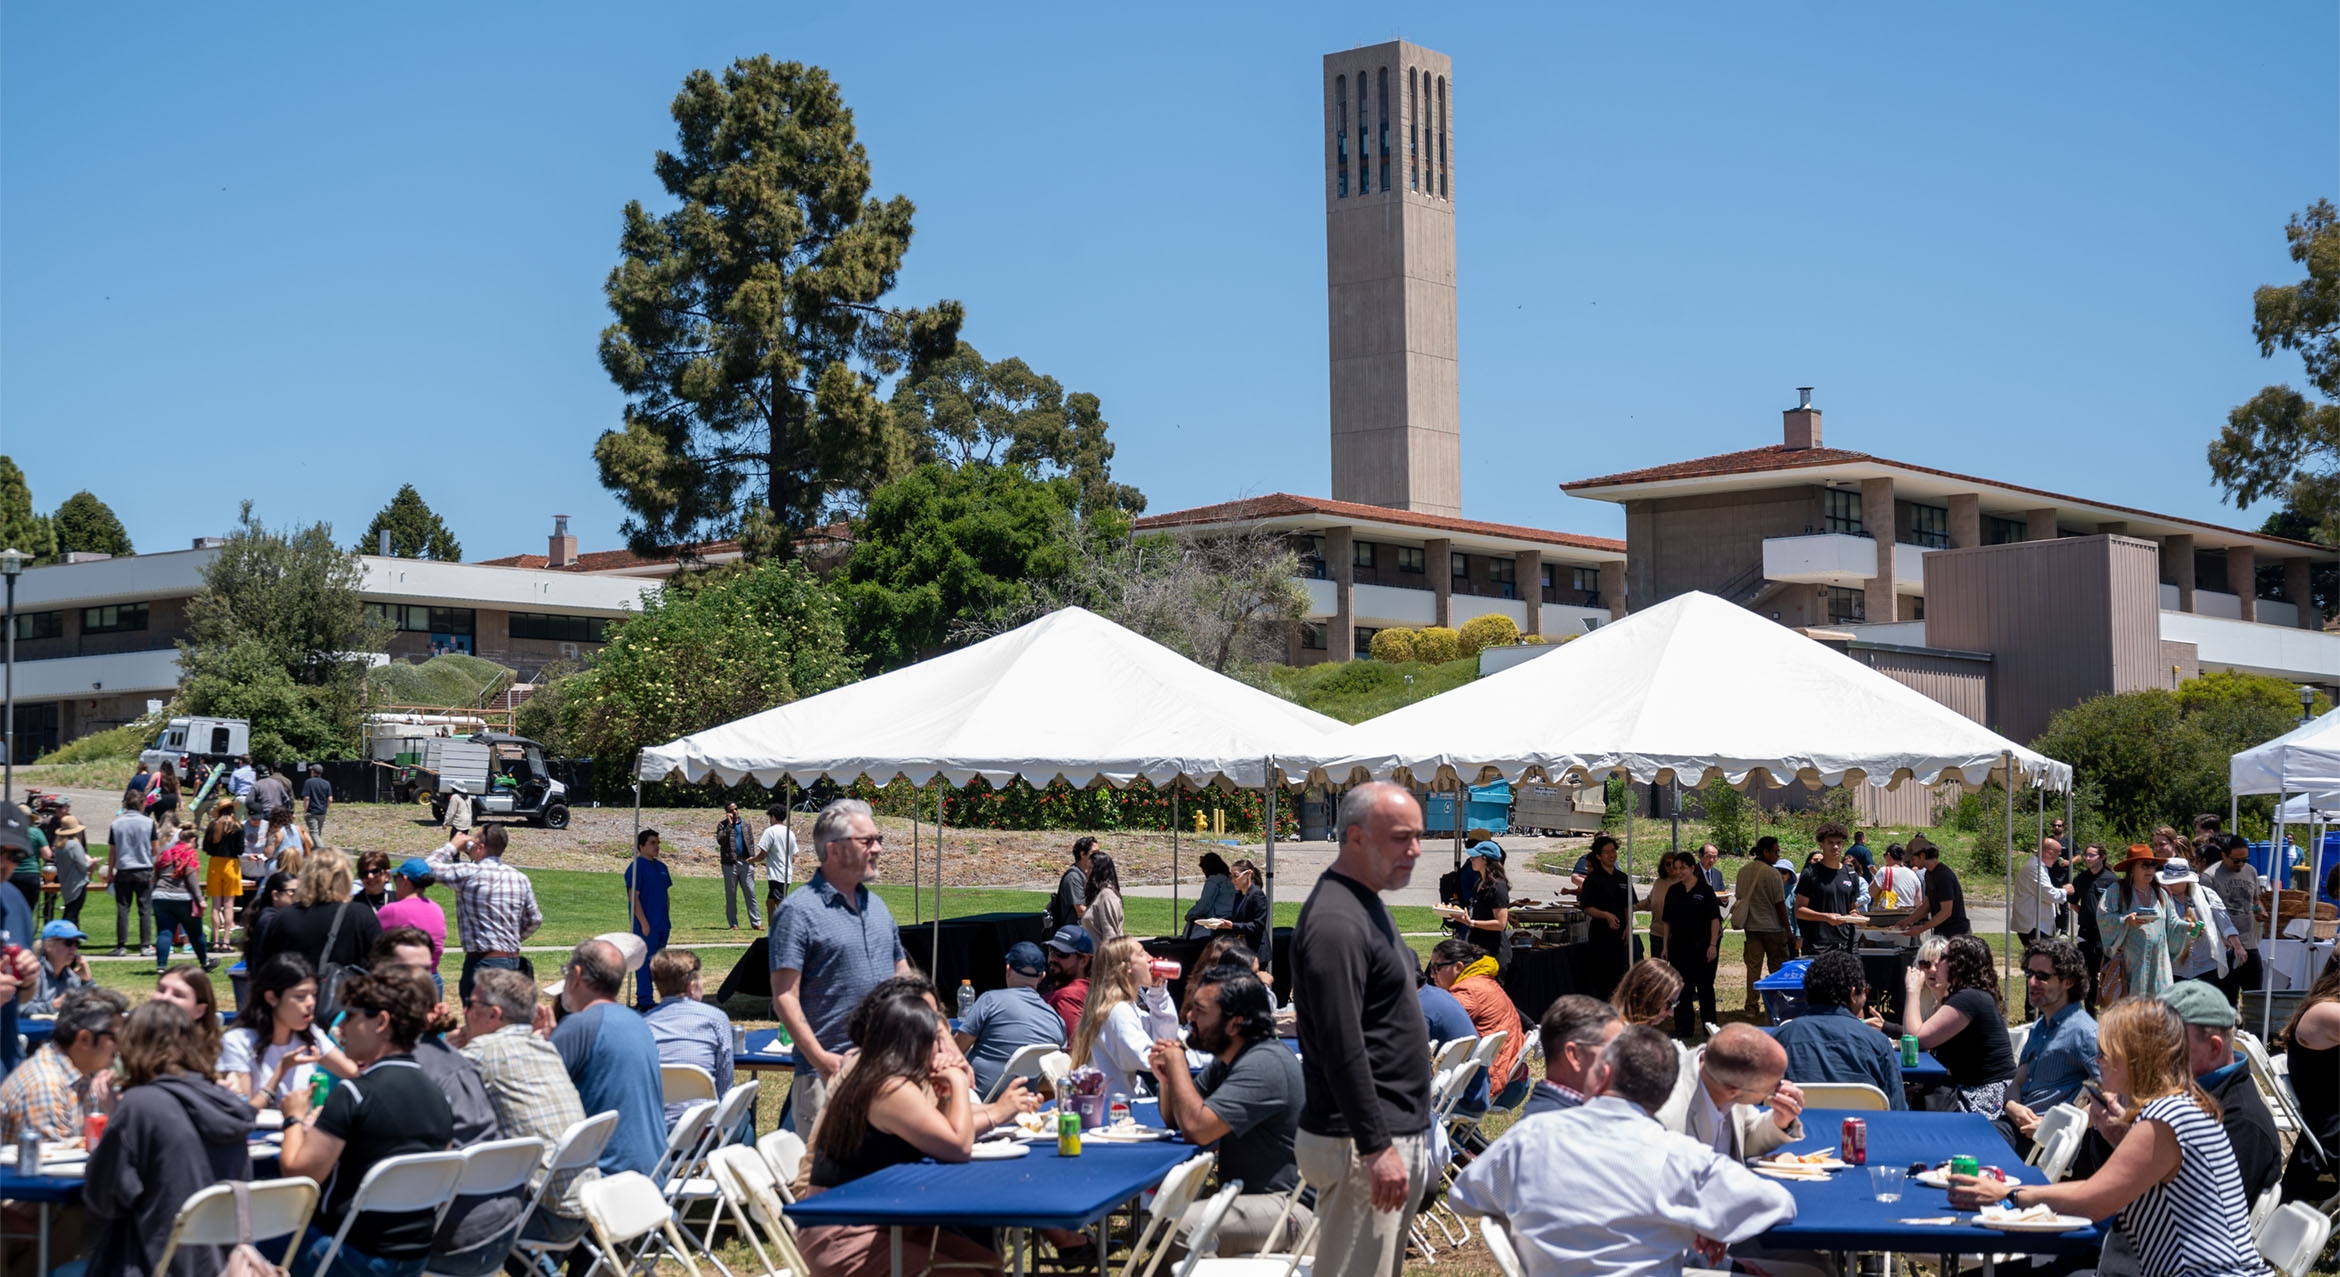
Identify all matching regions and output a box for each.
[1135,493,1625,554]
[1564,446,2332,554]
[471,541,745,573]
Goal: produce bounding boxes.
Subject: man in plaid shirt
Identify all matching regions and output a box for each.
[428,824,545,1002]
[0,987,126,1141]
[455,967,596,1245]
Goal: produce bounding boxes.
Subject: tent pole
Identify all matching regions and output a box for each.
[631,755,641,844]
[1173,787,1182,936]
[934,783,944,972]
[2271,792,2290,1042]
[1265,756,1279,964]
[913,783,922,926]
[1624,772,1636,971]
[1670,777,1680,856]
[2002,751,2015,991]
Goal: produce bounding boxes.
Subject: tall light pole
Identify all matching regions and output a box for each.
[0,548,23,803]
[2302,684,2317,724]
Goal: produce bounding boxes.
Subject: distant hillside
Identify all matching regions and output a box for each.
[1261,656,1479,724]
[368,653,513,707]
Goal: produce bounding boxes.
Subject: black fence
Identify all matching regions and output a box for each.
[259,757,597,807]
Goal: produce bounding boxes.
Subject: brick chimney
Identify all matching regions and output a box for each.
[1784,387,1822,450]
[548,515,577,568]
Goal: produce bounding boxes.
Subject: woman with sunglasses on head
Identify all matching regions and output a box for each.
[1894,933,2015,1115]
[2098,844,2195,1004]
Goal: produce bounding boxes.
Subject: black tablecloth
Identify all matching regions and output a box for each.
[713,912,1051,1004]
[1860,947,1915,1022]
[1503,941,1605,1022]
[1142,928,1295,1007]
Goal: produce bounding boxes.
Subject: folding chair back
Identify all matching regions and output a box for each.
[757,1130,807,1202]
[654,1100,718,1185]
[1121,1153,1217,1277]
[1429,1036,1476,1077]
[1040,1050,1074,1089]
[2260,1200,2334,1277]
[1479,1218,1527,1277]
[309,1152,467,1277]
[1170,1183,1244,1277]
[507,1111,619,1270]
[452,1136,550,1196]
[1797,1082,1890,1110]
[2246,1033,2326,1160]
[707,1079,761,1150]
[2005,1021,2032,1060]
[985,1042,1058,1102]
[710,1145,813,1277]
[580,1171,701,1277]
[662,1063,719,1106]
[2024,1103,2088,1181]
[153,1177,319,1275]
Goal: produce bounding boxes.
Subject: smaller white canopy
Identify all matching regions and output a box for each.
[634,606,1348,791]
[2231,707,2340,799]
[2278,793,2340,822]
[1294,590,2071,791]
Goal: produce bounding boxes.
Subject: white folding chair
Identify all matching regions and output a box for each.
[579,1171,701,1277]
[984,1042,1060,1102]
[306,1151,468,1277]
[2246,1033,2328,1163]
[2024,1103,2088,1183]
[1428,1036,1476,1078]
[1478,1218,1526,1277]
[2261,1200,2334,1277]
[1119,1153,1217,1277]
[510,1112,622,1276]
[674,1081,761,1262]
[424,1136,550,1277]
[1797,1082,1890,1111]
[662,1063,720,1107]
[2005,1021,2032,1060]
[1169,1183,1243,1277]
[708,1145,812,1277]
[1040,1050,1074,1092]
[2255,1185,2288,1240]
[653,1101,718,1188]
[756,1129,806,1203]
[153,1177,319,1275]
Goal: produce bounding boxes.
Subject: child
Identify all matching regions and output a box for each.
[625,828,672,1009]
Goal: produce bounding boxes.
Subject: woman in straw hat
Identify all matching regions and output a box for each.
[2097,844,2198,1003]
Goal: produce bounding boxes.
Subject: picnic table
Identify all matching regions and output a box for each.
[784,1102,1189,1277]
[1,1136,282,1273]
[1758,1023,1950,1086]
[1752,1107,2105,1273]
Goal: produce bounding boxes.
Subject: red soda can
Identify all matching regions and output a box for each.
[84,1112,107,1147]
[1841,1116,1867,1166]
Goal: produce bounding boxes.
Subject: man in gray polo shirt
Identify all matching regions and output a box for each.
[770,797,913,1136]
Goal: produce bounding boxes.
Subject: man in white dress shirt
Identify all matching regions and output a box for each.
[1450,1025,1796,1277]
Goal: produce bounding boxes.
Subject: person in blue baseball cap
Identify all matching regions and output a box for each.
[29,918,94,1014]
[1455,841,1513,971]
[374,857,448,967]
[1039,925,1094,1034]
[952,940,1066,1099]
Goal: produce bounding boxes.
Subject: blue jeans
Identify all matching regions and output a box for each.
[291,1230,428,1277]
[459,952,523,1003]
[634,925,669,1007]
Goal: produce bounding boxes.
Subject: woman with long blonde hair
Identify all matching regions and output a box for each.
[244,845,380,980]
[1070,935,1180,1097]
[1951,999,2266,1277]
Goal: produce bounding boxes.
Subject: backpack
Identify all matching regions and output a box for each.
[313,902,364,1023]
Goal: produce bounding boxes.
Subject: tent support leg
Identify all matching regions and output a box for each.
[2002,751,2015,990]
[2271,794,2290,1043]
[934,787,944,972]
[1174,788,1182,934]
[913,784,922,926]
[632,759,642,844]
[1265,756,1279,963]
[1624,773,1636,972]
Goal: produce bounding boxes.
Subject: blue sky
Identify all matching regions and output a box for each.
[3,4,2333,560]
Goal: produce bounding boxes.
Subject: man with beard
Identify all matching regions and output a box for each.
[1152,963,1308,1257]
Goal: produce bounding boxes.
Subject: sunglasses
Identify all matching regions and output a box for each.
[2023,968,2058,982]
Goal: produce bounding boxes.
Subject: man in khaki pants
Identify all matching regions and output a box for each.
[1291,782,1434,1277]
[1733,835,1794,1012]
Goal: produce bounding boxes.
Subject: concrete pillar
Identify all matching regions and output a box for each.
[1515,550,1544,637]
[1862,477,1897,624]
[1328,525,1356,659]
[2288,557,2317,629]
[2162,534,2195,612]
[2099,522,2130,536]
[2231,545,2258,623]
[1947,493,1981,549]
[2025,508,2060,542]
[1426,537,1454,628]
[1600,560,1626,621]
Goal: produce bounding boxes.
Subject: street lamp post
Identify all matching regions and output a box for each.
[0,548,23,804]
[2302,684,2317,725]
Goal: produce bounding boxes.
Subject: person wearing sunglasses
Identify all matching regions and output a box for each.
[770,797,915,1139]
[1997,938,2098,1153]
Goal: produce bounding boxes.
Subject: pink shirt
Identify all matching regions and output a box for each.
[374,895,448,965]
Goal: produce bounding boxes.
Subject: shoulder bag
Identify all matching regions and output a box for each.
[313,901,364,1023]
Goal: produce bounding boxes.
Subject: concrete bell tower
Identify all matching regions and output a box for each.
[1323,41,1460,517]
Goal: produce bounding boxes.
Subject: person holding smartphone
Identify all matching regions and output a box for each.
[2096,845,2196,1004]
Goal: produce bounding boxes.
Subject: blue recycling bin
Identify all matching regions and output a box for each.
[1751,957,1815,1024]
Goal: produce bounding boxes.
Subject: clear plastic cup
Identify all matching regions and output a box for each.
[1869,1165,1905,1202]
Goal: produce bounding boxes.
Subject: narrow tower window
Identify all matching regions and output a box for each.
[1334,75,1348,198]
[1357,73,1370,193]
[1376,67,1390,193]
[1436,76,1449,199]
[1407,68,1419,191]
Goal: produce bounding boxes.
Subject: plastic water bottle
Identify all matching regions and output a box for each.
[957,979,976,1018]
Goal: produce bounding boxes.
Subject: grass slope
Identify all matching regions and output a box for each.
[1262,655,1481,724]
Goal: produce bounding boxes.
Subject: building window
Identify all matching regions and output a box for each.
[1985,515,2027,545]
[1908,595,1926,621]
[1489,557,1516,599]
[1353,540,1377,570]
[1376,67,1390,193]
[1407,67,1419,191]
[1396,545,1426,574]
[1335,76,1348,198]
[509,612,607,644]
[1302,535,1328,579]
[1822,586,1866,624]
[1822,488,1865,536]
[1301,622,1328,651]
[82,603,149,634]
[1451,551,1469,580]
[1357,74,1370,193]
[1354,626,1379,659]
[367,603,476,639]
[1903,503,1949,549]
[13,610,62,641]
[1573,566,1603,607]
[1540,564,1554,592]
[1437,76,1448,198]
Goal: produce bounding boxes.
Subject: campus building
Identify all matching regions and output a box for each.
[6,530,658,760]
[1563,391,2340,747]
[1139,40,1628,659]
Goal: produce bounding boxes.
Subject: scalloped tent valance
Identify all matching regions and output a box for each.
[1287,590,2071,793]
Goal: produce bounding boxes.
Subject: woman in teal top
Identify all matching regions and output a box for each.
[2098,845,2199,1003]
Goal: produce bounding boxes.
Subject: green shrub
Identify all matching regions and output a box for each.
[1457,614,1520,656]
[1699,779,1756,854]
[1368,627,1419,663]
[1414,626,1462,663]
[35,719,156,764]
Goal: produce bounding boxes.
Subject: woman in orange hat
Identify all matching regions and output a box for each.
[2097,844,2196,1003]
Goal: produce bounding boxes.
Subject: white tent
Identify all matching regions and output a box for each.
[1297,590,2071,792]
[635,605,1346,790]
[2232,707,2340,1037]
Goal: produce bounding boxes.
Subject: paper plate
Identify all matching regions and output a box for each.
[252,1109,286,1131]
[1086,1125,1172,1142]
[970,1142,1030,1161]
[1977,1213,2091,1233]
[1758,1156,1847,1172]
[1751,1165,1832,1182]
[1913,1169,1952,1189]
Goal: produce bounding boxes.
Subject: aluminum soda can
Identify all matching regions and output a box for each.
[1949,1154,1980,1179]
[15,1129,40,1175]
[1840,1117,1867,1166]
[1901,1034,1920,1067]
[1057,1109,1083,1156]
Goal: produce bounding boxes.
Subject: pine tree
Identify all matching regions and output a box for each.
[0,457,57,565]
[51,491,134,558]
[357,484,464,560]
